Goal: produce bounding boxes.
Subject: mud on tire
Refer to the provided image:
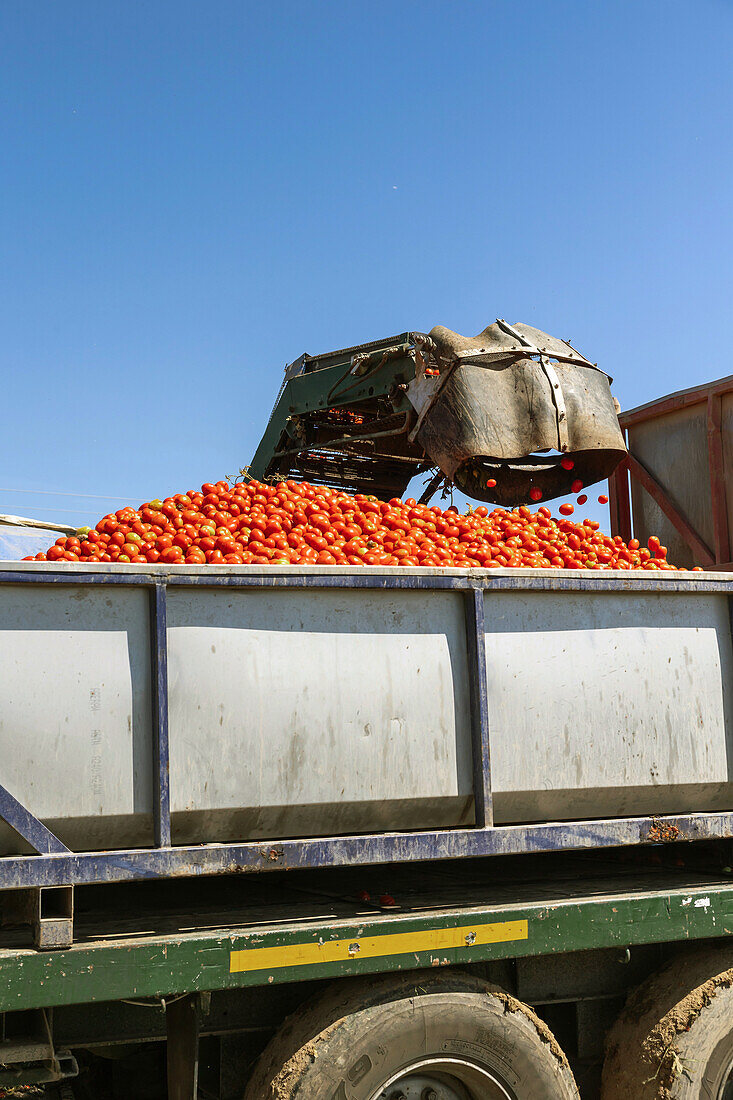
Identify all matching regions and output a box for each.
[602,946,733,1100]
[242,969,579,1099]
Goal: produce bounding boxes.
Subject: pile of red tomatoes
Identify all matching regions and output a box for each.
[24,478,689,570]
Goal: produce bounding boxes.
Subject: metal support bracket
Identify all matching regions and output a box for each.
[539,354,570,453]
[167,993,205,1100]
[463,587,493,827]
[625,451,716,565]
[496,320,571,452]
[34,885,74,949]
[150,582,172,848]
[1,885,74,948]
[0,783,69,856]
[0,1009,78,1087]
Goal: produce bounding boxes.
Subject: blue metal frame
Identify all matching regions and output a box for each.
[464,587,493,827]
[149,583,171,848]
[2,568,733,593]
[0,812,732,889]
[0,564,732,891]
[0,783,68,856]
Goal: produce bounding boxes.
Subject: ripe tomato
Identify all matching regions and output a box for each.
[36,476,678,572]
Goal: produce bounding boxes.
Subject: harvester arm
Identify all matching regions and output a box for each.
[250,322,627,506]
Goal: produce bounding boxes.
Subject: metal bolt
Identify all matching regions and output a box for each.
[422,1090,439,1100]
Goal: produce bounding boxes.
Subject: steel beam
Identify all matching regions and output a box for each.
[463,587,493,826]
[2,566,733,592]
[149,583,171,848]
[708,393,730,564]
[166,994,201,1100]
[0,785,68,856]
[0,812,731,890]
[625,452,715,565]
[0,879,731,1013]
[619,374,733,428]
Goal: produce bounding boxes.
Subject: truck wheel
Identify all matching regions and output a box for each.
[601,946,733,1100]
[242,970,579,1099]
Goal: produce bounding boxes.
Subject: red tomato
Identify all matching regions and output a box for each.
[35,477,679,571]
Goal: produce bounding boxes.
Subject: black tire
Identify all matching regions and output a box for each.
[602,946,733,1100]
[243,969,579,1099]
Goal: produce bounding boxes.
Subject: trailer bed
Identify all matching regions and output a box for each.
[1,853,731,1013]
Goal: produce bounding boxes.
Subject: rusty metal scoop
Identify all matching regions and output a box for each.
[406,320,626,505]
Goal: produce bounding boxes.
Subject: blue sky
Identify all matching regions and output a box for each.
[1,0,732,529]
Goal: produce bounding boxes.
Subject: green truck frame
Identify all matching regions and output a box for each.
[1,846,732,1099]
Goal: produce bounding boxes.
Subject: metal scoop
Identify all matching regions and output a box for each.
[406,320,626,505]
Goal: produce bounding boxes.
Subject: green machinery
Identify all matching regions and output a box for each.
[250,320,627,505]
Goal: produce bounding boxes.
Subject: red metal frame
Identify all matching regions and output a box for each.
[610,376,733,570]
[707,392,730,563]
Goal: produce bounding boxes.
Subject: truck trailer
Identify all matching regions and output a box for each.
[0,328,731,1100]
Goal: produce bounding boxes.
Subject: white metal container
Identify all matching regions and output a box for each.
[0,563,731,855]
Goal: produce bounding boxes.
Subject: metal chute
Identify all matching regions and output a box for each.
[406,321,626,505]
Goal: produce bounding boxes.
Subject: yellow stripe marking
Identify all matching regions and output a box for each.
[230,919,528,974]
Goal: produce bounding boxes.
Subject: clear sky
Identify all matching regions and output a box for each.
[1,0,732,530]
